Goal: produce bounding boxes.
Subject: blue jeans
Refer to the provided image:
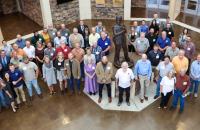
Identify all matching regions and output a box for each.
[67,77,81,92]
[155,76,162,96]
[172,89,185,111]
[0,90,8,108]
[189,79,200,94]
[25,79,42,97]
[80,61,84,78]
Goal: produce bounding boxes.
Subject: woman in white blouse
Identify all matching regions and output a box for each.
[159,71,175,109]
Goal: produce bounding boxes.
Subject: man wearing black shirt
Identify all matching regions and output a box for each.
[146,28,158,53]
[148,44,162,82]
[163,23,174,40]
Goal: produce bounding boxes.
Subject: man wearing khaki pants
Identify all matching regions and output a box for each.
[7,63,26,106]
[134,54,152,103]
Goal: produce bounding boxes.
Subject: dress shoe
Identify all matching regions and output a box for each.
[108,98,112,103]
[140,99,144,103]
[38,94,43,99]
[144,96,148,101]
[117,102,122,106]
[154,95,159,99]
[98,98,102,103]
[126,102,130,106]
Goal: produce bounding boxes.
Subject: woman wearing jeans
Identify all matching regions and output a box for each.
[159,71,175,109]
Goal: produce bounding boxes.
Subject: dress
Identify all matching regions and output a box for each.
[84,64,98,93]
[42,62,57,87]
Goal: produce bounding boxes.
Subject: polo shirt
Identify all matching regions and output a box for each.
[172,56,189,73]
[165,47,179,60]
[148,50,162,66]
[115,68,134,88]
[97,37,111,51]
[175,74,190,92]
[156,61,174,78]
[8,69,23,87]
[156,36,171,49]
[89,33,100,46]
[140,25,149,34]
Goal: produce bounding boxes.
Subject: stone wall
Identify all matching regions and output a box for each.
[49,0,80,26]
[20,0,43,26]
[131,0,146,7]
[0,0,17,14]
[91,0,124,19]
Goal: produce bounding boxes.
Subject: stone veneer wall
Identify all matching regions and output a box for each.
[0,0,17,14]
[131,0,146,7]
[91,0,124,19]
[20,0,43,26]
[49,0,80,26]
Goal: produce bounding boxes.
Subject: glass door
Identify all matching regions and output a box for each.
[184,0,198,14]
[159,0,169,10]
[146,0,159,8]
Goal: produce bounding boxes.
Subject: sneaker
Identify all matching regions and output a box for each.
[12,108,16,113]
[126,102,130,106]
[117,102,122,106]
[154,95,159,99]
[194,93,198,98]
[158,106,161,109]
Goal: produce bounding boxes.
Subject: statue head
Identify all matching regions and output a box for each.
[116,16,122,25]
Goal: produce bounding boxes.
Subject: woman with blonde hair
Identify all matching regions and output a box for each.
[43,55,57,95]
[53,52,66,95]
[159,70,175,109]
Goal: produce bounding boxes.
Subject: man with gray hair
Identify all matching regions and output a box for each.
[115,62,134,106]
[170,69,190,113]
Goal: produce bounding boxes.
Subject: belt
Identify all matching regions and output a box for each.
[139,74,147,76]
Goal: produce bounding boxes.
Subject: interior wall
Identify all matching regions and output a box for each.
[91,0,124,19]
[20,0,43,26]
[49,0,80,26]
[0,0,17,14]
[131,0,146,7]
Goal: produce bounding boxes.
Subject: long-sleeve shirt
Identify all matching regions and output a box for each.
[190,60,200,81]
[134,59,152,79]
[183,42,195,59]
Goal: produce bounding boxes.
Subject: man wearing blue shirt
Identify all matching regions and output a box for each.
[97,31,111,56]
[140,20,149,34]
[189,54,200,97]
[8,63,26,105]
[16,34,26,49]
[134,54,152,103]
[157,31,171,59]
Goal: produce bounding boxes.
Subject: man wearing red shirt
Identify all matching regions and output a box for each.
[54,41,71,60]
[170,69,190,113]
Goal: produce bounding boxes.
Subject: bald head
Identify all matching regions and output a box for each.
[101,56,108,64]
[141,54,147,61]
[178,50,185,59]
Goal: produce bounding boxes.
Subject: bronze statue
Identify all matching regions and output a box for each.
[113,16,131,67]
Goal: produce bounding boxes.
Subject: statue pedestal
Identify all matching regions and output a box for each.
[113,56,134,68]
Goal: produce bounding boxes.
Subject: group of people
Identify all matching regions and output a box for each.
[0,13,199,114]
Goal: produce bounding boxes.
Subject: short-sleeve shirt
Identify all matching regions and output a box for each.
[156,36,171,49]
[19,62,38,81]
[160,76,175,96]
[97,37,111,51]
[8,69,23,87]
[156,61,174,77]
[115,68,134,88]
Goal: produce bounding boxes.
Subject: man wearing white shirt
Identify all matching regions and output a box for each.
[115,62,134,106]
[89,27,100,46]
[23,41,35,61]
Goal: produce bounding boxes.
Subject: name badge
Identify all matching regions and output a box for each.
[187,48,191,51]
[135,32,137,35]
[58,63,61,66]
[161,65,165,69]
[66,63,69,66]
[52,32,55,35]
[105,42,108,46]
[168,32,171,35]
[183,82,187,85]
[64,49,67,52]
[138,40,141,43]
[39,38,42,41]
[65,33,68,36]
[96,52,99,55]
[166,40,168,43]
[107,66,111,70]
[23,67,27,70]
[92,67,95,70]
[15,73,18,76]
[156,55,159,59]
[156,21,160,24]
[51,53,54,56]
[153,39,156,42]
